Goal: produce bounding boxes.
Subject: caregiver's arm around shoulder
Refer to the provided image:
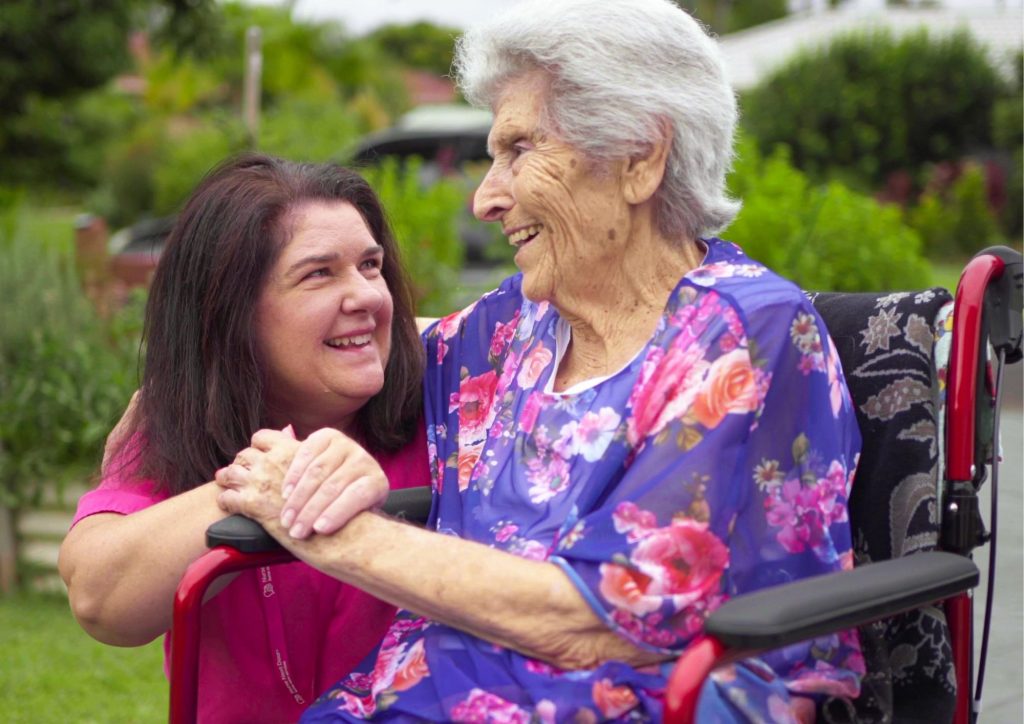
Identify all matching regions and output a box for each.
[58,481,229,647]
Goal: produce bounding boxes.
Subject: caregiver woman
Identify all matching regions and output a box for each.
[218,0,864,720]
[58,155,428,722]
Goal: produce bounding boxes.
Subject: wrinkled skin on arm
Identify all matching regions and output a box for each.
[215,429,669,671]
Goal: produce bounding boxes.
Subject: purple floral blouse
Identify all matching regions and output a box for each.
[301,239,865,723]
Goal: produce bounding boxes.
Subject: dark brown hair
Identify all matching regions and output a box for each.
[119,153,423,495]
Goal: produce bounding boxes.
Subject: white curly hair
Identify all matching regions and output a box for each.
[454,0,741,241]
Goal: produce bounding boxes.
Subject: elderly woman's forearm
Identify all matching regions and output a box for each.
[268,512,669,669]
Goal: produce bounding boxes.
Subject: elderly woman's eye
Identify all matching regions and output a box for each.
[305,268,330,280]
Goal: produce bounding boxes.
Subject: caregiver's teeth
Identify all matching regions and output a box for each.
[326,334,372,348]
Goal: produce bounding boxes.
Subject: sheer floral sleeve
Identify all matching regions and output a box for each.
[546,282,864,697]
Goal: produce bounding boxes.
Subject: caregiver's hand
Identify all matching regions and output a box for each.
[236,427,389,540]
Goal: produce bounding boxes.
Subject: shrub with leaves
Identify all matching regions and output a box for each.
[992,52,1023,239]
[361,157,466,316]
[908,163,1007,258]
[724,138,931,292]
[0,203,142,508]
[259,98,362,164]
[742,29,1002,191]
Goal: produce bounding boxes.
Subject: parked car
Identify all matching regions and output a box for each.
[351,104,491,168]
[351,104,501,265]
[109,215,176,289]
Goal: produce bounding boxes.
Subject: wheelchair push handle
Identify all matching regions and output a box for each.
[206,485,434,552]
[974,245,1022,364]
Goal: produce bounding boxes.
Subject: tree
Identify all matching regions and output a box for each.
[673,0,788,35]
[367,22,461,77]
[741,29,1002,191]
[0,0,215,188]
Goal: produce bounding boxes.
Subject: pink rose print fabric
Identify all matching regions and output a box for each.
[301,239,863,723]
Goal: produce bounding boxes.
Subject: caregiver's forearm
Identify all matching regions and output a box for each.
[269,512,669,670]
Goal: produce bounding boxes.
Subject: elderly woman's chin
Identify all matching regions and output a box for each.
[513,239,553,302]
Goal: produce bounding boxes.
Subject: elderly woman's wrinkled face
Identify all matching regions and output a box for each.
[474,72,633,304]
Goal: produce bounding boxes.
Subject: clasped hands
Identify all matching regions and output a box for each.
[215,427,390,540]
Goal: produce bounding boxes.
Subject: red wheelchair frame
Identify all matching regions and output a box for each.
[169,246,1021,723]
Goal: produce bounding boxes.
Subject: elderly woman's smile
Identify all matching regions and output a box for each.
[506,224,542,247]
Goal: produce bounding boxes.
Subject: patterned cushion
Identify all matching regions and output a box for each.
[807,288,956,724]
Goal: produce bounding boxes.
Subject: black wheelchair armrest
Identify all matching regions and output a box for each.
[206,485,434,553]
[705,551,978,650]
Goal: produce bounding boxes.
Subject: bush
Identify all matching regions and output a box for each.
[2,89,142,192]
[152,113,248,216]
[908,163,1007,258]
[0,203,142,508]
[992,52,1023,238]
[725,138,932,292]
[742,29,1002,191]
[362,157,466,315]
[90,113,248,227]
[260,98,363,164]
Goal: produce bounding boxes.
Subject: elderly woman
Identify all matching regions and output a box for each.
[217,0,864,720]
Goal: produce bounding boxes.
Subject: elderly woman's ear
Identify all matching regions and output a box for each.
[621,124,672,206]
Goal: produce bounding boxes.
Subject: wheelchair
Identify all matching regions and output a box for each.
[169,246,1022,723]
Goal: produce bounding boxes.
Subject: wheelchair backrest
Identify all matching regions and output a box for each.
[810,288,957,724]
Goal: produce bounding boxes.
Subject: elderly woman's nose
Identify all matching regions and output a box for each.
[472,165,512,222]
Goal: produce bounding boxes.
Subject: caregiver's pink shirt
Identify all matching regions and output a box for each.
[70,424,429,723]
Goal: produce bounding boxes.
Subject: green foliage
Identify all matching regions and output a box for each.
[82,0,417,225]
[673,0,787,34]
[725,138,931,292]
[362,158,466,315]
[209,2,409,119]
[318,36,410,123]
[723,0,788,33]
[0,1,134,116]
[152,114,249,216]
[89,120,166,229]
[368,22,461,76]
[742,29,1002,191]
[0,0,216,188]
[908,164,1006,258]
[90,112,248,227]
[0,204,142,508]
[261,98,362,163]
[0,89,143,190]
[992,52,1023,238]
[142,49,229,115]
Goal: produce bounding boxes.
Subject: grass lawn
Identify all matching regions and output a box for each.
[930,260,966,295]
[0,592,166,723]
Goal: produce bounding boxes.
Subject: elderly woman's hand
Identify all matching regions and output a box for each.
[215,429,301,530]
[217,427,390,540]
[272,428,390,539]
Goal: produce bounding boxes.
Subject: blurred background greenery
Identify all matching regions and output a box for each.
[0,0,1021,717]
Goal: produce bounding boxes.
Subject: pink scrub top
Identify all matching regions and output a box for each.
[70,424,430,723]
